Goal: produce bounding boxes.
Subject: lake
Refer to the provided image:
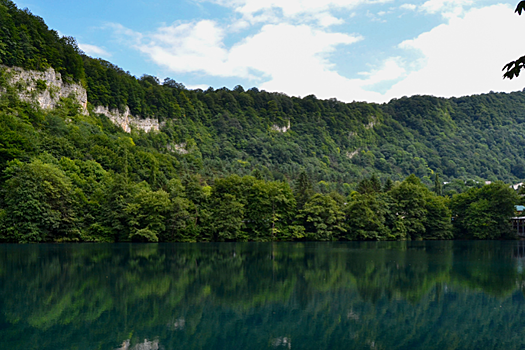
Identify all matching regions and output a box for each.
[1,241,525,349]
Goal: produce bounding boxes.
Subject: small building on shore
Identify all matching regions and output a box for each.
[511,205,525,237]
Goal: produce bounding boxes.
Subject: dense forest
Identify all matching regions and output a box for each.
[0,0,523,242]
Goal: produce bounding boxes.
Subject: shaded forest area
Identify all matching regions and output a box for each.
[0,0,523,242]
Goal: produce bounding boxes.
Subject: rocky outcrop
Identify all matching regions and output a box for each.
[1,66,88,114]
[346,149,360,159]
[0,65,163,133]
[365,116,379,129]
[271,120,291,133]
[166,143,188,154]
[94,105,163,133]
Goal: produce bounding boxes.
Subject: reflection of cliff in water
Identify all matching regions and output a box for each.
[116,339,160,350]
[0,242,525,350]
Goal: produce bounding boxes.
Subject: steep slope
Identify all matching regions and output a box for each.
[2,0,525,190]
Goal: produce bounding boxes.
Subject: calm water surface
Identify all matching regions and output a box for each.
[1,241,525,349]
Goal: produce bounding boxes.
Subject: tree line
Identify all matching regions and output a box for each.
[0,148,519,242]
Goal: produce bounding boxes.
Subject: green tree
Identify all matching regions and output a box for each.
[370,174,382,193]
[294,171,314,210]
[383,178,394,192]
[96,174,134,241]
[344,192,407,241]
[162,178,196,242]
[0,159,79,242]
[209,193,245,241]
[424,195,452,239]
[299,193,346,240]
[181,175,211,240]
[344,193,390,240]
[206,175,250,241]
[356,175,382,195]
[126,188,171,242]
[389,175,428,240]
[390,174,452,240]
[451,182,519,239]
[434,173,442,196]
[245,180,296,241]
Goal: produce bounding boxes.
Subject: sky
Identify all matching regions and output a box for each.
[13,0,525,103]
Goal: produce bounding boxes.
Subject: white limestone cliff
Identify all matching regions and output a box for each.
[0,65,162,133]
[1,65,88,114]
[93,105,163,133]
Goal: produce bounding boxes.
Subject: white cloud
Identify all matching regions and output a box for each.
[400,4,416,11]
[112,21,238,77]
[78,43,111,58]
[142,20,234,76]
[185,84,211,90]
[111,2,525,104]
[419,0,473,18]
[204,0,393,26]
[229,23,364,96]
[117,20,362,80]
[114,19,411,102]
[317,12,345,27]
[383,4,525,100]
[420,0,472,13]
[256,55,406,102]
[360,58,406,86]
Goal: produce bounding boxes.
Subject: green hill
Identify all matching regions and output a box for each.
[0,0,521,242]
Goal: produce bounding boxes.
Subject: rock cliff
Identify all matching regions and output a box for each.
[93,105,163,133]
[0,66,162,133]
[2,65,88,114]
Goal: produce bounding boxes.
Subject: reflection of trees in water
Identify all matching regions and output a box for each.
[346,241,454,303]
[450,241,520,297]
[0,242,524,349]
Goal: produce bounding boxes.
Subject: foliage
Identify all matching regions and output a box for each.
[389,175,452,240]
[126,188,171,242]
[0,159,79,242]
[299,193,346,240]
[502,2,525,79]
[450,182,519,239]
[0,0,85,81]
[0,0,523,242]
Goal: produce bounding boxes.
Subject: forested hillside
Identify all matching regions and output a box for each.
[82,58,525,189]
[0,0,522,242]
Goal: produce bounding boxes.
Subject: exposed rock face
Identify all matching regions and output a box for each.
[1,66,88,114]
[166,143,188,154]
[346,149,360,159]
[0,65,162,133]
[94,105,163,133]
[272,120,291,133]
[365,121,377,129]
[365,116,379,129]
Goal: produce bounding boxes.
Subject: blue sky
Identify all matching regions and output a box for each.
[14,0,525,103]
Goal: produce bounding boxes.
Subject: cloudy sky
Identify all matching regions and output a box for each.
[15,0,525,103]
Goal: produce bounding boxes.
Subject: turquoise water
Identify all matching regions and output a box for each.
[1,241,525,349]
